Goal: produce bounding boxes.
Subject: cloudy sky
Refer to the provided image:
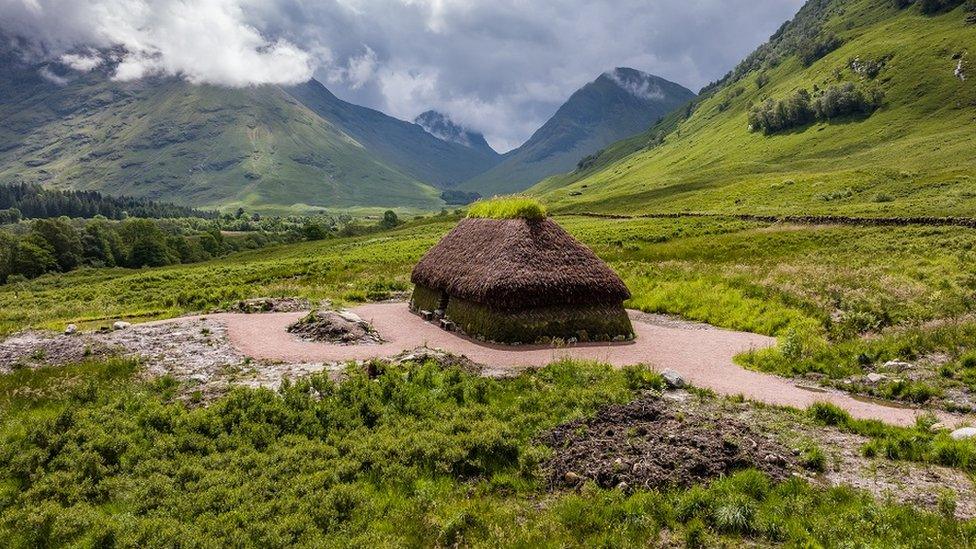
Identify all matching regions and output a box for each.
[0,0,804,152]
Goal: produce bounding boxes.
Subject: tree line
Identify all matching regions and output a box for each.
[0,210,406,284]
[0,182,216,221]
[0,217,250,283]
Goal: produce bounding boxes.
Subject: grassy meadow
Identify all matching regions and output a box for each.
[3,214,976,408]
[4,354,976,546]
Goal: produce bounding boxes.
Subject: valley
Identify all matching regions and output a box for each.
[1,0,976,546]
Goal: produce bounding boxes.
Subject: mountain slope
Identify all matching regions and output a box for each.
[534,0,976,217]
[460,68,696,196]
[0,53,444,211]
[285,81,501,188]
[414,110,498,157]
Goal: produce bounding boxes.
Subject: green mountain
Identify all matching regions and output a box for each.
[534,0,976,217]
[0,42,497,212]
[285,83,501,188]
[459,68,696,196]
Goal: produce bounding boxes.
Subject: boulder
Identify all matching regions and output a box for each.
[662,369,685,389]
[287,310,377,344]
[336,310,364,324]
[64,324,78,335]
[882,360,913,371]
[950,427,976,440]
[112,321,131,330]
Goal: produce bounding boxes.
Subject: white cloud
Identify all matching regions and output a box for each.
[1,0,317,86]
[328,46,377,89]
[0,0,806,150]
[606,68,665,102]
[60,51,102,72]
[38,65,68,85]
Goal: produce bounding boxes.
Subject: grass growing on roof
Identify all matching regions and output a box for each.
[467,196,548,220]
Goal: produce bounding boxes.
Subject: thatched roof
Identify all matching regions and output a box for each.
[412,217,630,310]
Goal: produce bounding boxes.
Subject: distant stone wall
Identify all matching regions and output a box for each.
[576,211,976,228]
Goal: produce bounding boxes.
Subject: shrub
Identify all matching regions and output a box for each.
[800,444,828,472]
[807,402,851,426]
[919,0,965,13]
[798,33,843,66]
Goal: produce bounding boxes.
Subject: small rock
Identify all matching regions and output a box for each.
[930,422,947,433]
[764,453,785,465]
[662,369,685,389]
[883,360,913,371]
[564,472,581,483]
[189,373,209,383]
[612,335,626,342]
[64,324,77,335]
[615,481,629,492]
[950,427,976,440]
[865,373,887,383]
[336,310,364,324]
[112,321,131,330]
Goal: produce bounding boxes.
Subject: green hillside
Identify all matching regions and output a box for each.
[460,68,695,196]
[0,66,443,212]
[534,0,976,216]
[286,82,501,187]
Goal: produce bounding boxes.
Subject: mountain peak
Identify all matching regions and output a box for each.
[599,67,669,103]
[415,110,496,154]
[458,68,695,196]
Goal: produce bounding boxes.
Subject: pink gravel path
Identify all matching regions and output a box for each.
[196,303,966,427]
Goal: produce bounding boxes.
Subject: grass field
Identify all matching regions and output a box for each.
[4,354,976,546]
[3,214,976,408]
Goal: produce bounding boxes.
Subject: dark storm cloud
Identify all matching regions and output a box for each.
[1,0,804,151]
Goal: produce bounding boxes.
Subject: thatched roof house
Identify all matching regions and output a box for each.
[410,214,634,344]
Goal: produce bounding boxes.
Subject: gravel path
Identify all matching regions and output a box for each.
[194,303,968,428]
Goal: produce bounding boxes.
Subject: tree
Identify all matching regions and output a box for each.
[301,221,329,241]
[0,208,21,224]
[380,210,400,230]
[81,221,124,267]
[29,217,82,272]
[120,219,174,268]
[11,240,58,279]
[0,231,15,283]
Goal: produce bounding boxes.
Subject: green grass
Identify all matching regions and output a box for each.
[1,357,974,547]
[466,196,548,220]
[4,214,976,408]
[535,0,976,218]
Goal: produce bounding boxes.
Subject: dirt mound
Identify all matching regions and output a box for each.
[541,394,796,492]
[390,346,482,375]
[287,310,382,345]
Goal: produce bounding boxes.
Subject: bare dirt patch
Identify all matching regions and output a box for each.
[541,394,797,492]
[0,332,117,373]
[541,389,976,518]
